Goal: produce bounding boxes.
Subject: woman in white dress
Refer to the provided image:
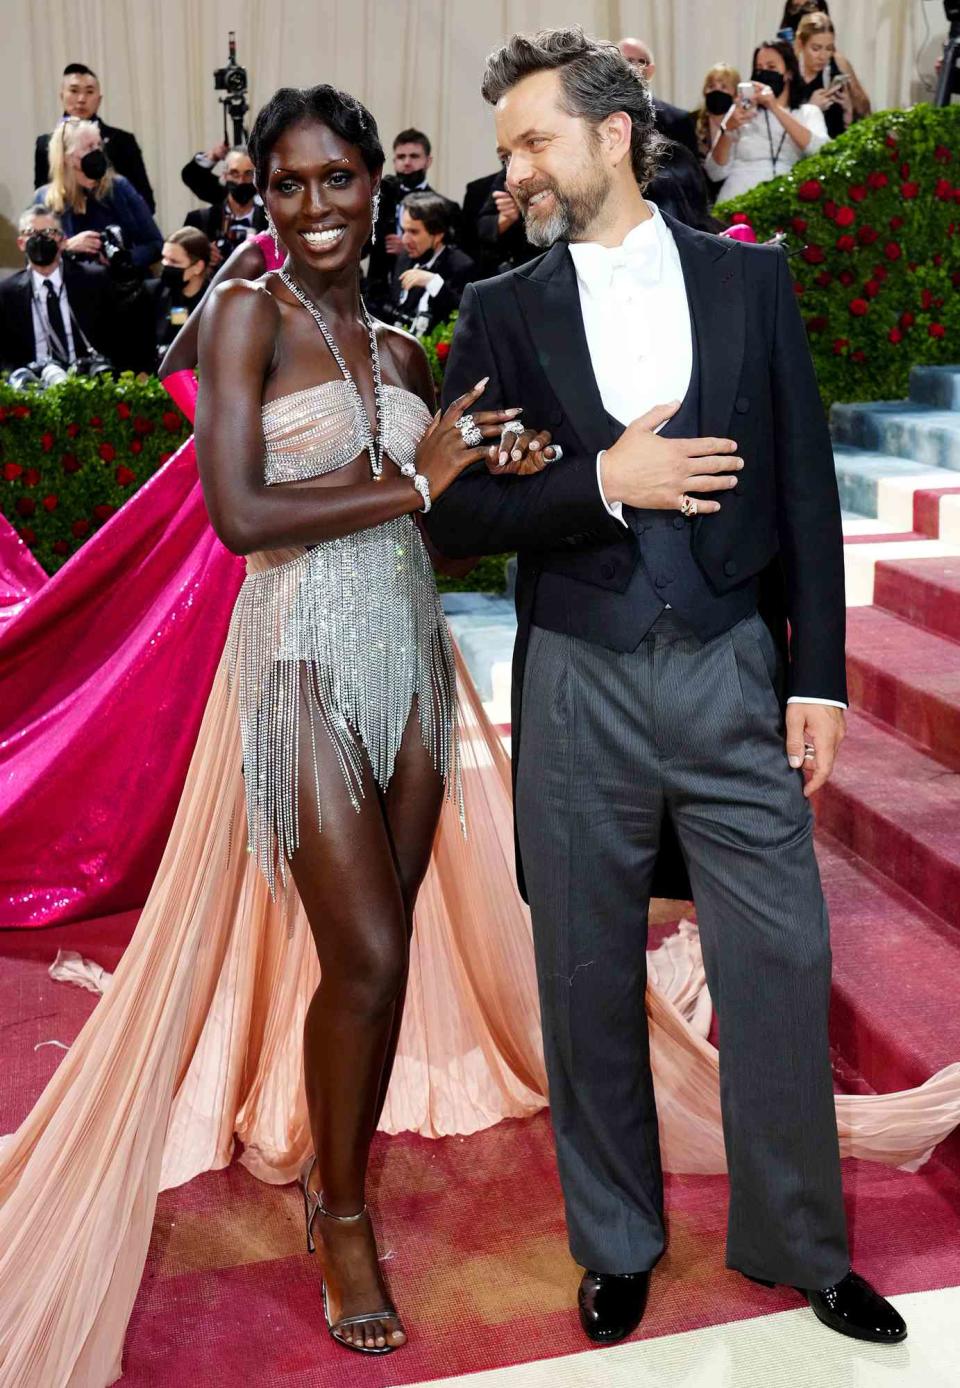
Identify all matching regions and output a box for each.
[705,38,828,204]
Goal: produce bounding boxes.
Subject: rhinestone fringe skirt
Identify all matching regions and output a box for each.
[225,515,461,897]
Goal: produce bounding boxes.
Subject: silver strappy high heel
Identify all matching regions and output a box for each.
[300,1157,403,1356]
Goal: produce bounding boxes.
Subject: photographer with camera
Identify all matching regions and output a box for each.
[35,118,162,273]
[152,227,213,353]
[386,190,476,336]
[34,63,155,214]
[0,206,142,375]
[184,146,266,266]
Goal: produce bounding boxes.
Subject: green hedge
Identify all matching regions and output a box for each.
[0,373,189,573]
[718,104,960,411]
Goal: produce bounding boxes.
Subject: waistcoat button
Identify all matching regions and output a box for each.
[723,559,738,577]
[735,395,750,413]
[600,561,616,580]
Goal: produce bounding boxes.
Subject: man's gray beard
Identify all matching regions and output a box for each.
[522,165,613,248]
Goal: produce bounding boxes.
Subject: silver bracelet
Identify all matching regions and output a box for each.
[412,472,432,513]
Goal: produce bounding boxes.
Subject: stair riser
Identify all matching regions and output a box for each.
[910,366,960,411]
[846,658,960,773]
[831,412,960,473]
[817,785,960,932]
[874,565,960,643]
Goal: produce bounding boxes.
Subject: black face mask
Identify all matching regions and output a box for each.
[397,168,426,191]
[80,148,108,181]
[225,180,256,206]
[161,264,187,295]
[705,89,734,116]
[25,230,60,267]
[752,68,786,98]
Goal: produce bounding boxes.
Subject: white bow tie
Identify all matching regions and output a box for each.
[571,232,662,295]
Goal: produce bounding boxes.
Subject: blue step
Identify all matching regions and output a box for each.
[442,594,517,702]
[910,365,960,412]
[830,401,960,473]
[832,445,932,520]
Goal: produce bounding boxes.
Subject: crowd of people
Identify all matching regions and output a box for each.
[1,7,873,382]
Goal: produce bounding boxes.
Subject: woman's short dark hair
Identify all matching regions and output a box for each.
[168,225,213,266]
[752,39,804,109]
[400,191,449,236]
[779,0,829,28]
[248,85,385,190]
[481,26,665,189]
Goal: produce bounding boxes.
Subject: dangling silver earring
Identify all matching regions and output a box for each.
[266,213,281,258]
[370,189,381,245]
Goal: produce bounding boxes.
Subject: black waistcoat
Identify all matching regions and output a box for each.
[531,305,758,652]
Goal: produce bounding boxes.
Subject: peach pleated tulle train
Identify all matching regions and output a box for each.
[3,577,960,1385]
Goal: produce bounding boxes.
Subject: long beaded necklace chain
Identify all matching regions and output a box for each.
[278,268,385,480]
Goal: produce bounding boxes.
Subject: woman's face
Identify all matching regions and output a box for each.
[162,241,204,283]
[802,33,836,71]
[264,118,379,276]
[704,71,737,98]
[70,126,103,186]
[756,47,788,79]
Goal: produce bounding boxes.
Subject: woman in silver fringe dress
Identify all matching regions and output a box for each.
[195,86,527,1355]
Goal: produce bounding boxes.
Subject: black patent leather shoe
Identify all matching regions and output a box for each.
[806,1271,907,1343]
[577,1269,650,1344]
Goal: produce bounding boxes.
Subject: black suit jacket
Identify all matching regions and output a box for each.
[474,169,540,278]
[35,118,155,212]
[425,217,845,901]
[366,176,462,313]
[389,244,476,333]
[461,171,500,263]
[184,201,267,243]
[654,97,699,160]
[181,156,225,205]
[0,261,117,370]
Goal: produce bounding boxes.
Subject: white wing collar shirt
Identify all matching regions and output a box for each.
[567,199,843,708]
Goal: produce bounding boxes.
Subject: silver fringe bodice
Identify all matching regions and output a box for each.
[225,381,460,896]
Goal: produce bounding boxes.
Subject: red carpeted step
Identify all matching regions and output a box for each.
[818,831,960,1101]
[914,486,960,539]
[846,607,960,772]
[874,556,960,644]
[814,712,960,932]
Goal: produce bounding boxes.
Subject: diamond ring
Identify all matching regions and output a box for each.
[679,494,698,518]
[501,420,524,439]
[455,414,484,447]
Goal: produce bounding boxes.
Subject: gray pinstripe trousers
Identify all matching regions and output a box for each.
[515,609,850,1288]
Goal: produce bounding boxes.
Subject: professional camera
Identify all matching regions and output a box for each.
[214,31,249,146]
[73,352,114,379]
[99,224,137,284]
[5,358,107,390]
[213,219,256,263]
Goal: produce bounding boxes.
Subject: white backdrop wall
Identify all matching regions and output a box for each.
[0,0,950,255]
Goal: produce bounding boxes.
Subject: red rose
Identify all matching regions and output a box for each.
[71,518,91,538]
[132,416,153,436]
[815,271,833,288]
[18,526,36,544]
[889,216,903,230]
[115,465,136,486]
[791,216,808,234]
[52,539,69,556]
[884,242,902,260]
[884,134,898,148]
[12,405,30,419]
[852,349,866,363]
[953,271,960,288]
[436,341,451,362]
[934,253,943,266]
[900,161,911,178]
[42,494,58,511]
[98,443,116,463]
[130,438,143,455]
[158,452,173,465]
[921,288,934,310]
[900,312,915,328]
[929,323,946,339]
[116,401,132,420]
[936,178,953,201]
[873,265,888,281]
[839,270,855,286]
[15,496,35,517]
[730,212,751,225]
[806,315,828,333]
[849,298,869,316]
[849,184,867,202]
[162,410,181,433]
[824,199,838,219]
[935,145,952,163]
[865,280,881,298]
[93,503,116,522]
[40,431,55,453]
[2,462,22,480]
[61,452,80,473]
[0,406,6,422]
[856,227,878,246]
[24,468,40,487]
[835,206,856,227]
[901,182,919,199]
[868,171,889,190]
[89,415,102,429]
[66,422,80,438]
[801,244,826,264]
[888,327,903,344]
[794,282,805,296]
[832,338,849,354]
[836,234,855,252]
[797,179,823,202]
